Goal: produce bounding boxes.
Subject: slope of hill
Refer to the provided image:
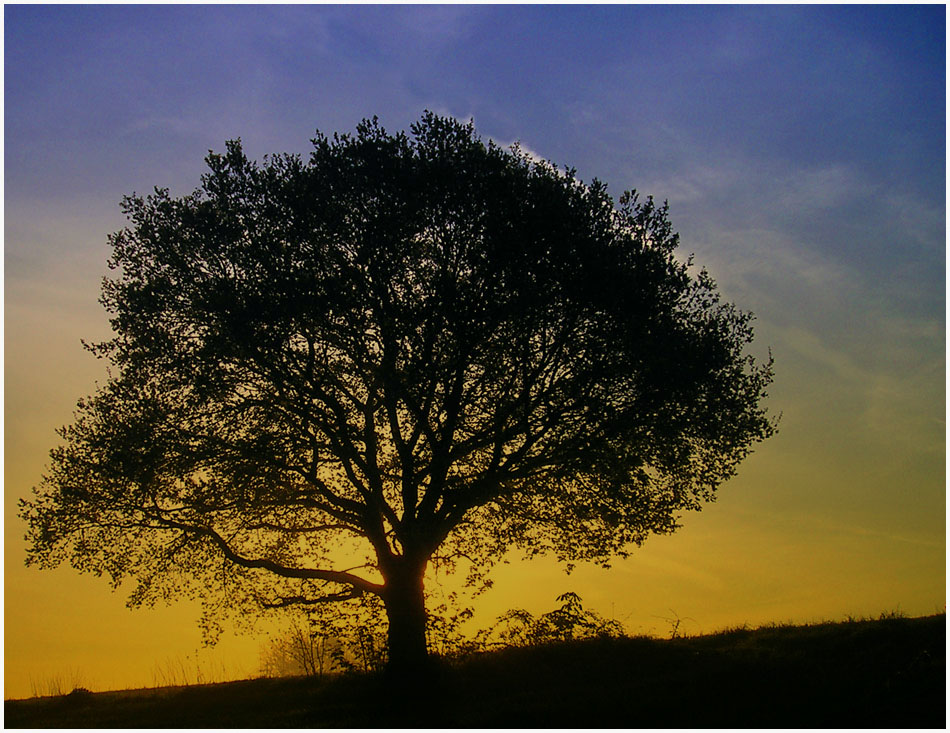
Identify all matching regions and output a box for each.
[5,613,944,728]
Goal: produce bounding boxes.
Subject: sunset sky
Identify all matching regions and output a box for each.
[5,5,945,698]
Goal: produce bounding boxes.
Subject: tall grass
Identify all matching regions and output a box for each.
[151,652,233,688]
[28,668,87,698]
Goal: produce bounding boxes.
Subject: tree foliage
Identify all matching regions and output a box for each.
[21,112,775,667]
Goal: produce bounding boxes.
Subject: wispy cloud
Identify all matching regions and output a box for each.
[624,551,726,594]
[390,5,475,46]
[630,147,945,477]
[725,503,945,552]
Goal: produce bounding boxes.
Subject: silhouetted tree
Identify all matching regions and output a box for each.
[21,112,775,673]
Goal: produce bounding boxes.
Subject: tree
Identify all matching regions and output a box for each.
[21,112,775,673]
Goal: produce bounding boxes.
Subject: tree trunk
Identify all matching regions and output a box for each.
[381,558,429,675]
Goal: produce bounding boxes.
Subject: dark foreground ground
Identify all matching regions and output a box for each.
[6,613,944,728]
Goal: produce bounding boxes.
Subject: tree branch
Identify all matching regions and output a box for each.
[260,588,364,608]
[154,516,384,595]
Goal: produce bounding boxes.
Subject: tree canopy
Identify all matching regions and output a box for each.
[21,112,775,669]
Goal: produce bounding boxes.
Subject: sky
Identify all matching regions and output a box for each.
[4,4,945,698]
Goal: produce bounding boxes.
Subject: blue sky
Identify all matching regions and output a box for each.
[5,4,944,696]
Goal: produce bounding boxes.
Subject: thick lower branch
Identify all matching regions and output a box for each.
[155,516,384,595]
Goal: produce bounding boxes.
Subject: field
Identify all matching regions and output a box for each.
[5,613,944,728]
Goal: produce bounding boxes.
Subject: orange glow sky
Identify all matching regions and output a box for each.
[5,5,944,699]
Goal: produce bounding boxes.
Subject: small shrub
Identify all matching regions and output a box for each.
[475,593,626,650]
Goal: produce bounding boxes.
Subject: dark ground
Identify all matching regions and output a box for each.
[5,613,944,728]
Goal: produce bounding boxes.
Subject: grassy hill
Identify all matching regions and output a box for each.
[6,613,944,728]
